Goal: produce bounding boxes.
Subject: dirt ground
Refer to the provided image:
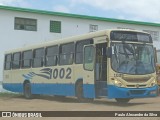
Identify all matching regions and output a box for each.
[0,94,160,120]
[0,94,160,111]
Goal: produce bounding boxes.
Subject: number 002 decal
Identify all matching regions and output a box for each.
[52,67,72,79]
[24,67,73,80]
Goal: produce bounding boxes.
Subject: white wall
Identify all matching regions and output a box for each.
[0,9,160,81]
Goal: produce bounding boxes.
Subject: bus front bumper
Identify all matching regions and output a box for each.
[107,85,158,99]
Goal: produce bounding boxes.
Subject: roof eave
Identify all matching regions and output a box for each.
[0,5,160,27]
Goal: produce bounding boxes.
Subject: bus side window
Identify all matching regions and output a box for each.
[59,42,74,65]
[22,50,32,68]
[45,45,58,66]
[4,54,12,70]
[33,48,44,68]
[12,52,21,69]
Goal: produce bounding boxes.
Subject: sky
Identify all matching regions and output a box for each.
[0,0,160,23]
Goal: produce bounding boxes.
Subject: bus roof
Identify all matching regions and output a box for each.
[4,29,149,54]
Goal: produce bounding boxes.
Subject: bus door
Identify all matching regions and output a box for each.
[95,43,108,97]
[83,43,107,98]
[83,45,96,98]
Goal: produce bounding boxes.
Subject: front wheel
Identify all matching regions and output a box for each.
[24,83,32,99]
[115,98,130,103]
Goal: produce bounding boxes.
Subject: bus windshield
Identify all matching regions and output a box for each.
[111,43,155,75]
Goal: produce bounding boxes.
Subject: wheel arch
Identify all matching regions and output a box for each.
[75,78,83,96]
[23,80,30,91]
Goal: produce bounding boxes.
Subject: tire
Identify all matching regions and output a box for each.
[115,98,130,103]
[76,81,94,102]
[24,82,32,99]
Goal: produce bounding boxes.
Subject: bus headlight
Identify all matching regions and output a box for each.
[114,80,123,87]
[150,80,157,87]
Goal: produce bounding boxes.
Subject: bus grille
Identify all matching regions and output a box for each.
[130,90,146,95]
[127,85,146,88]
[123,77,150,83]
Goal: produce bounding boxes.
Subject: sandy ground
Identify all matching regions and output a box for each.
[0,94,160,120]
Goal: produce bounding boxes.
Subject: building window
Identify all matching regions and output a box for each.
[22,50,32,68]
[33,48,44,68]
[50,21,61,33]
[4,54,12,70]
[59,43,74,65]
[46,46,58,66]
[12,52,21,69]
[89,24,98,32]
[143,30,159,41]
[15,17,37,31]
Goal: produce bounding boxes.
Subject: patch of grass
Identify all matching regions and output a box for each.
[0,92,22,97]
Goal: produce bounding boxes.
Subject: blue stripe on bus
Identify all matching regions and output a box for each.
[31,83,75,96]
[2,83,158,99]
[83,84,95,98]
[2,83,23,93]
[2,83,96,98]
[2,83,76,96]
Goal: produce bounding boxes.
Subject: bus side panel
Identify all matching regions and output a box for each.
[3,83,23,93]
[31,83,75,96]
[2,82,76,96]
[27,65,76,96]
[3,70,23,93]
[83,84,95,98]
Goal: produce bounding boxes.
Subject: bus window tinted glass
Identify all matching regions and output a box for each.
[4,54,12,70]
[33,48,44,67]
[46,46,58,66]
[12,52,21,69]
[59,43,74,65]
[22,50,32,68]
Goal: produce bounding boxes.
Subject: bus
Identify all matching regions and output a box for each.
[156,50,160,87]
[3,29,159,103]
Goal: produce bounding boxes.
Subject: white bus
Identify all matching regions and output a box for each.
[3,29,158,103]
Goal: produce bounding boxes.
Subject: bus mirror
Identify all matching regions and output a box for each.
[106,47,112,58]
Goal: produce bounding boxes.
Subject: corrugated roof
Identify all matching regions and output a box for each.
[0,5,160,27]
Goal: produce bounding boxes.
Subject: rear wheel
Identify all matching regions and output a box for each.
[76,81,94,102]
[115,98,130,103]
[24,82,32,99]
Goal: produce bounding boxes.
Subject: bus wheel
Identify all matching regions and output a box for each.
[24,82,32,99]
[76,81,94,102]
[115,98,130,103]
